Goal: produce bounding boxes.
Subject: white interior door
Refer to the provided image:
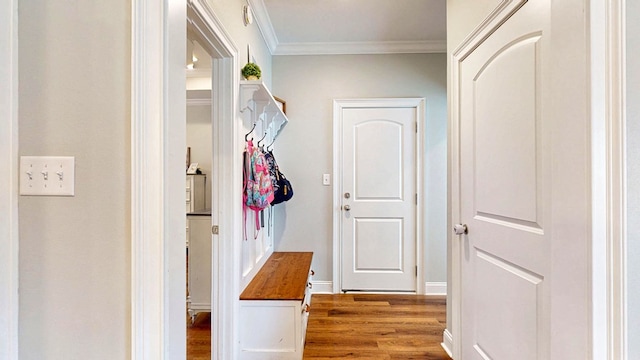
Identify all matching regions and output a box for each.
[338,101,418,292]
[457,1,551,359]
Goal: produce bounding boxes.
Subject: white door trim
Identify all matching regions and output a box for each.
[590,0,627,358]
[131,0,240,358]
[187,1,240,358]
[332,98,425,294]
[0,0,19,358]
[131,0,186,358]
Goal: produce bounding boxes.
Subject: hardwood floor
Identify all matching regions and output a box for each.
[186,294,451,360]
[303,294,451,360]
[187,312,211,360]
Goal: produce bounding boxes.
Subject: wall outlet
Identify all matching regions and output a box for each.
[20,156,75,196]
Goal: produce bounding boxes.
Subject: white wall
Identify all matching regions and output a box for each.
[271,53,447,287]
[187,103,213,209]
[18,0,130,358]
[626,0,640,356]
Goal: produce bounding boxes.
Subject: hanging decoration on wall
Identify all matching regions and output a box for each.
[243,4,253,26]
[241,62,262,81]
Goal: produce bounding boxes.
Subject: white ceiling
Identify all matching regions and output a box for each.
[252,0,447,55]
[187,0,447,75]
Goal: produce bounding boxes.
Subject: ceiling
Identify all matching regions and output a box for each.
[187,0,447,74]
[252,0,446,55]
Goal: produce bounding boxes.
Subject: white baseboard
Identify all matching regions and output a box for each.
[310,281,333,294]
[310,281,447,295]
[425,282,447,295]
[442,329,453,357]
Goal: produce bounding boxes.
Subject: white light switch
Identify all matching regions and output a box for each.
[322,173,331,186]
[20,156,75,196]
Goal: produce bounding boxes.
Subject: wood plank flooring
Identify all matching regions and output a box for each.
[303,294,451,360]
[186,294,451,360]
[187,312,211,360]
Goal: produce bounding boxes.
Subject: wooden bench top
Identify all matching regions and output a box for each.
[240,252,313,301]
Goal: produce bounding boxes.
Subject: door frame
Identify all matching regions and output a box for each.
[332,98,425,294]
[590,0,627,357]
[131,0,239,359]
[0,0,19,358]
[186,2,241,358]
[447,0,627,358]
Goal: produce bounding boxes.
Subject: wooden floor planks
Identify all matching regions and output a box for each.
[186,294,451,360]
[303,294,451,359]
[187,312,211,360]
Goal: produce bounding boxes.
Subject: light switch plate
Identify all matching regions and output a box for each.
[20,156,75,196]
[322,173,331,186]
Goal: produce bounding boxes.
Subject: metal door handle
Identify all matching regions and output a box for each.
[343,205,351,211]
[454,224,468,235]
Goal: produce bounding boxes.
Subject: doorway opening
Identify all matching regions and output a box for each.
[184,2,240,359]
[185,33,214,357]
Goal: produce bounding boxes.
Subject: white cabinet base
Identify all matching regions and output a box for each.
[238,252,313,360]
[239,299,310,360]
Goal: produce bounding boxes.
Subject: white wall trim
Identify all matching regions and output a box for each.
[590,0,628,358]
[247,0,279,54]
[441,329,454,358]
[131,0,187,358]
[0,0,19,358]
[449,2,527,358]
[332,98,425,294]
[605,1,628,357]
[187,99,212,106]
[249,0,445,56]
[187,68,213,79]
[425,282,447,296]
[273,40,446,56]
[310,281,333,294]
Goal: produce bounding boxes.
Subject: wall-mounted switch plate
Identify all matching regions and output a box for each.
[20,156,75,196]
[322,173,331,186]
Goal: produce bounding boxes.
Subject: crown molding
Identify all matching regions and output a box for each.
[187,89,211,106]
[247,0,279,54]
[186,68,212,78]
[273,40,447,56]
[249,0,444,56]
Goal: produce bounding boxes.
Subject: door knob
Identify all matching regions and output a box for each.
[454,224,468,235]
[343,205,351,211]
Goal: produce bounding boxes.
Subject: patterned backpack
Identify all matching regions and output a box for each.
[243,140,274,239]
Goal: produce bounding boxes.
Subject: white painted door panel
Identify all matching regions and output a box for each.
[459,1,550,359]
[341,107,416,292]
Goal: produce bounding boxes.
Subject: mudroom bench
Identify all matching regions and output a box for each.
[239,251,314,360]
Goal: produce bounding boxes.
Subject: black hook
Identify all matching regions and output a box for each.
[266,137,276,151]
[245,123,256,141]
[257,132,268,147]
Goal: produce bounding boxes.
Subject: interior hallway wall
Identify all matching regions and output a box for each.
[18,0,130,358]
[626,0,640,356]
[187,103,213,209]
[271,53,447,288]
